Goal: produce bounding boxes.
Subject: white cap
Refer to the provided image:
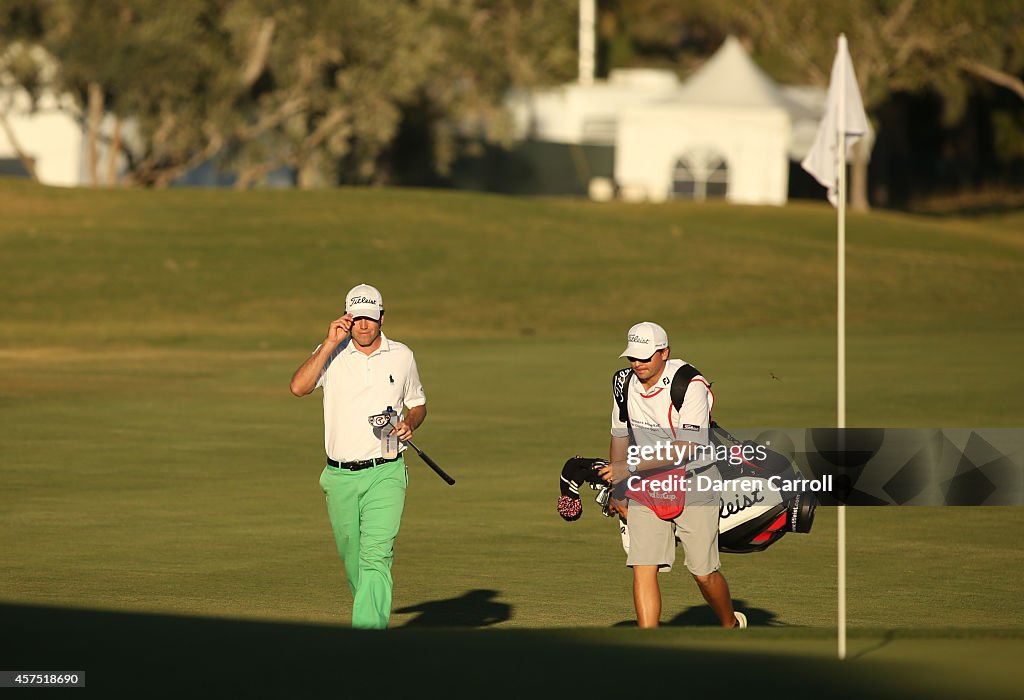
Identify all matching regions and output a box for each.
[619,322,669,359]
[345,283,384,321]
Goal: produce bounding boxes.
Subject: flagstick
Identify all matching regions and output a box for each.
[836,35,848,662]
[837,143,848,660]
[800,31,864,661]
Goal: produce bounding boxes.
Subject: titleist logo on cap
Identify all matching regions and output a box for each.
[349,296,377,305]
[628,334,650,344]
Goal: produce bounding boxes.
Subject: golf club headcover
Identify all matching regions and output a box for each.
[558,456,608,521]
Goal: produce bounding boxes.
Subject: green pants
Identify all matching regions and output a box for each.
[319,456,408,629]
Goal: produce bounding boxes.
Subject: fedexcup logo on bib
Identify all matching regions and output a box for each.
[625,465,688,520]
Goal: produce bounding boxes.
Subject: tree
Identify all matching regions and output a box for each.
[0,0,577,187]
[220,0,577,187]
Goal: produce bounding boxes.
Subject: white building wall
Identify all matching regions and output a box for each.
[0,87,84,187]
[507,69,682,145]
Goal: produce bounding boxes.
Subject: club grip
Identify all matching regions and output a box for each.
[408,442,455,486]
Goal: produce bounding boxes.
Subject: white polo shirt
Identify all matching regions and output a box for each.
[315,332,426,461]
[610,359,714,449]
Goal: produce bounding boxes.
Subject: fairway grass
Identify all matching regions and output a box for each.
[1,180,1021,695]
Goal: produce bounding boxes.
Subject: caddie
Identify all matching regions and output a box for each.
[290,283,426,629]
[598,322,745,629]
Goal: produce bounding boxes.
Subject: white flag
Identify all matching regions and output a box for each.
[801,34,869,206]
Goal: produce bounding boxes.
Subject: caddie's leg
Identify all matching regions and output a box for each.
[692,570,737,628]
[352,457,408,629]
[624,503,675,628]
[677,495,736,628]
[633,565,661,628]
[320,466,363,598]
[676,467,737,627]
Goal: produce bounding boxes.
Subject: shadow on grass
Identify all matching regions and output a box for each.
[667,598,784,628]
[850,628,898,660]
[613,599,783,628]
[1,602,918,697]
[394,588,512,627]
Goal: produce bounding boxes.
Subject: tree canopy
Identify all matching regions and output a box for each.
[0,0,576,186]
[1,0,1020,193]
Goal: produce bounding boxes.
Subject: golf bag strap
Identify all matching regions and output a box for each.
[670,363,703,412]
[612,367,635,445]
[612,367,633,423]
[710,420,735,444]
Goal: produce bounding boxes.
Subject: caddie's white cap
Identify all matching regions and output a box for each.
[345,283,384,321]
[619,322,669,359]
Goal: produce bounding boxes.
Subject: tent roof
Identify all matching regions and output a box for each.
[669,36,790,110]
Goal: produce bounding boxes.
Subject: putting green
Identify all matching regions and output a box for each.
[1,180,1021,696]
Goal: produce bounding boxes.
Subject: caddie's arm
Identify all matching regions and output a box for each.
[598,436,630,484]
[604,435,631,519]
[600,440,706,484]
[289,314,352,396]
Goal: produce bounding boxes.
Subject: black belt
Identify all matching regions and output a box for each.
[326,455,400,471]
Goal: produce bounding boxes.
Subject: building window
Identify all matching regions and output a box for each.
[671,148,728,201]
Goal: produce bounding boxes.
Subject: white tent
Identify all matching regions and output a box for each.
[616,37,807,205]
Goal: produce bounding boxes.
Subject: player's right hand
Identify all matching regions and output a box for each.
[326,314,353,345]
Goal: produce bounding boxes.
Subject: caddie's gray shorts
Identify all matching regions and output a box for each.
[625,467,722,576]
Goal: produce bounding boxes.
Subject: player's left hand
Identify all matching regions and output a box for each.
[392,420,414,442]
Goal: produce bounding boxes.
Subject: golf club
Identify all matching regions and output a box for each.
[381,410,455,485]
[403,438,456,486]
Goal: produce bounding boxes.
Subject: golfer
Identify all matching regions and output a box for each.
[599,322,745,629]
[290,283,426,629]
